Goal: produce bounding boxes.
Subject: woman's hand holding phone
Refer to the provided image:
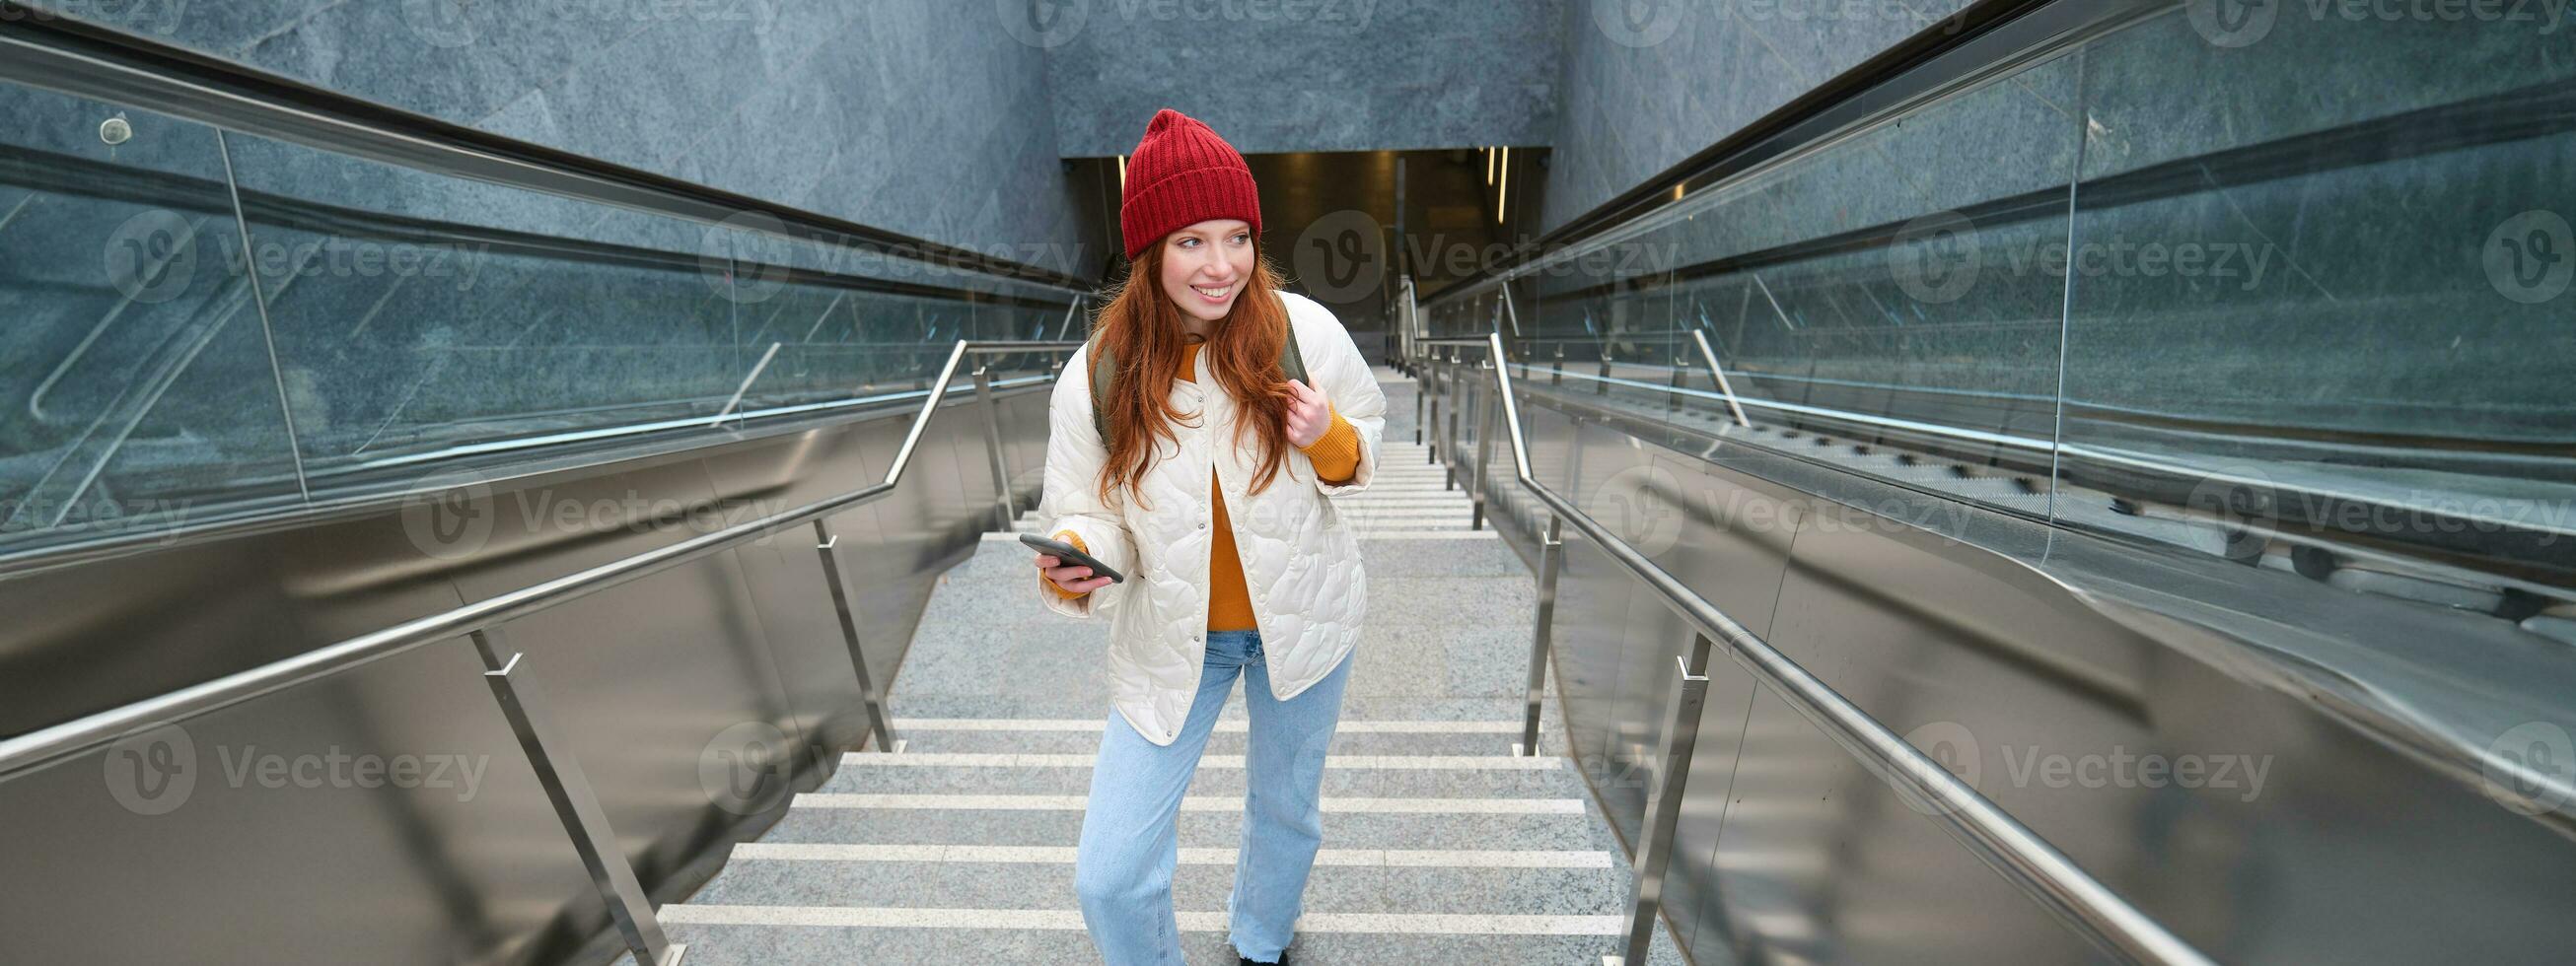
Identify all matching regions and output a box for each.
[1035,532,1115,594]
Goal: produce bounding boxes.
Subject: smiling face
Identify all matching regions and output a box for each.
[1157,218,1255,323]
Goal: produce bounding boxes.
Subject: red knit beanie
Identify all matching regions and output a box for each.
[1120,108,1261,259]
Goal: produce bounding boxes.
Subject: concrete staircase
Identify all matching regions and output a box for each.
[635,368,1688,964]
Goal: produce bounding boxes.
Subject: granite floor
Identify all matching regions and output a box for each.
[630,369,1688,965]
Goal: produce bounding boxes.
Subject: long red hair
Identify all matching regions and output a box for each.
[1089,243,1299,510]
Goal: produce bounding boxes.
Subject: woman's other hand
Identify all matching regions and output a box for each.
[1284,378,1330,448]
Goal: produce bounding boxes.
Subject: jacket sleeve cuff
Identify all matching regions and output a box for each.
[1298,402,1363,485]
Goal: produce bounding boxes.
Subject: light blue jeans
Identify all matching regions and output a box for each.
[1074,629,1356,964]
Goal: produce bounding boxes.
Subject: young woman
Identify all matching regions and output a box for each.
[1032,108,1388,965]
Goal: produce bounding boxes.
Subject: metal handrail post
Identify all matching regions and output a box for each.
[1517,515,1564,755]
[1620,634,1716,966]
[972,364,1014,529]
[1444,353,1463,491]
[1668,355,1688,416]
[471,626,684,966]
[1426,353,1443,463]
[1690,328,1753,428]
[812,519,898,754]
[1471,357,1497,531]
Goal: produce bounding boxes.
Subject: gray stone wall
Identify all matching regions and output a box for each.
[25,0,1102,276]
[1540,0,1970,230]
[1036,0,1564,157]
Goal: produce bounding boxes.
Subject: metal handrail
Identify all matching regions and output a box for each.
[1417,333,2215,966]
[0,337,1082,966]
[0,338,1078,777]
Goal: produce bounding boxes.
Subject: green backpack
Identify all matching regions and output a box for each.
[1088,324,1307,448]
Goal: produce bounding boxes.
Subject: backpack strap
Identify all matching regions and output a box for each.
[1089,337,1115,445]
[1278,313,1308,388]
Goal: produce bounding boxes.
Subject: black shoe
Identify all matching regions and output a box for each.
[1236,945,1290,965]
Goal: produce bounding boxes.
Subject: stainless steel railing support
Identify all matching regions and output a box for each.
[1690,329,1753,429]
[813,519,898,754]
[1471,357,1497,531]
[1620,635,1715,965]
[1444,352,1463,491]
[973,364,1016,529]
[1517,514,1563,755]
[471,626,684,966]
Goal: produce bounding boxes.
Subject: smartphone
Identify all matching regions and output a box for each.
[1020,532,1125,585]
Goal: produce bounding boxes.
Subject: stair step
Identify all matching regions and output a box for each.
[815,757,1589,798]
[690,857,1628,915]
[888,720,1539,756]
[762,795,1614,852]
[640,915,1691,966]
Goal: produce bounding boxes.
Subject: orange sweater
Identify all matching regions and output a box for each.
[1045,344,1361,630]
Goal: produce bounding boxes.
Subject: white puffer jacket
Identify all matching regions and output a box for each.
[1036,292,1388,746]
